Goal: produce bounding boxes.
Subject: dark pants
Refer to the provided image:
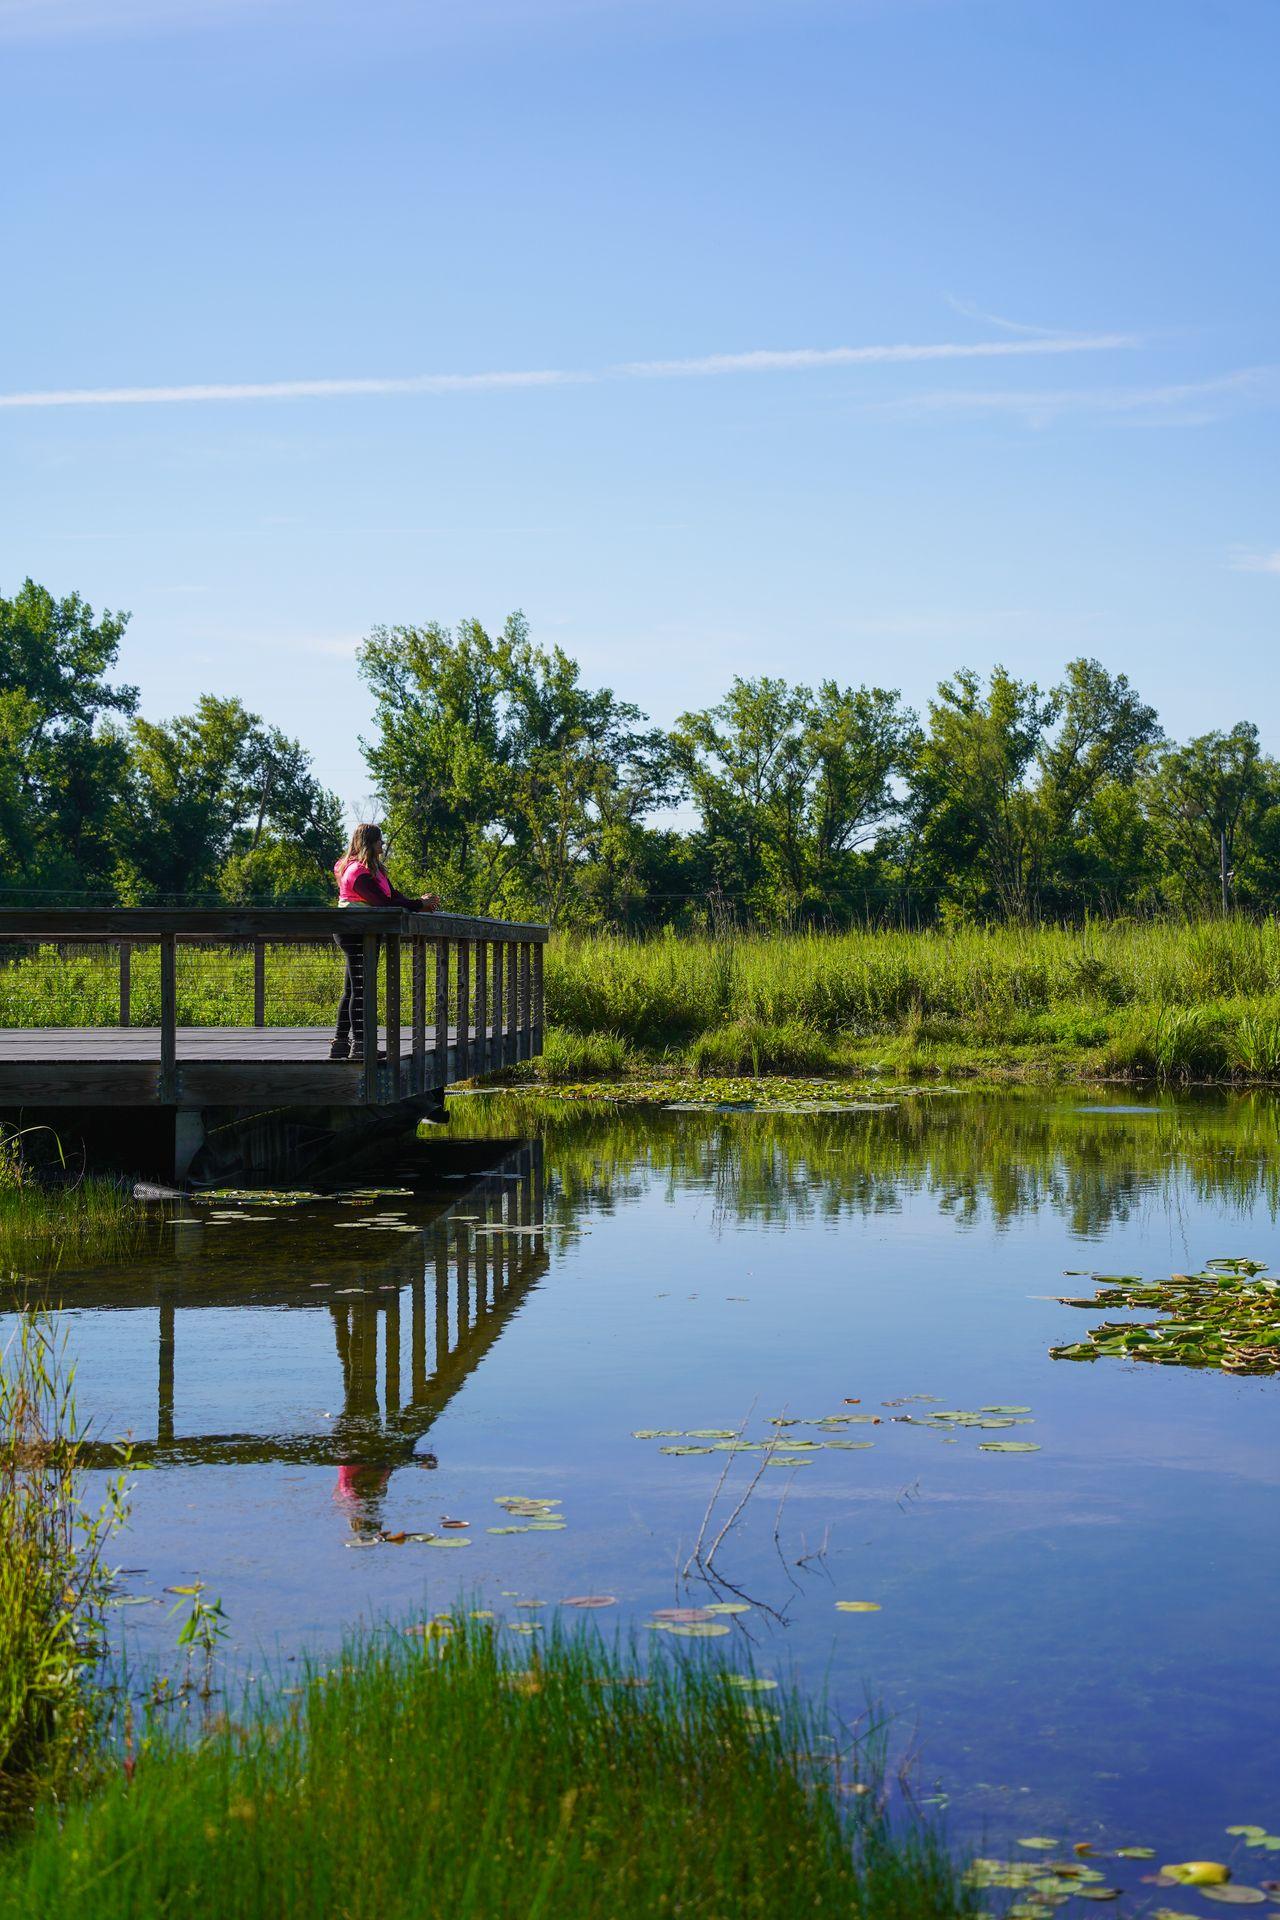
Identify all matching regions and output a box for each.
[333,931,381,1049]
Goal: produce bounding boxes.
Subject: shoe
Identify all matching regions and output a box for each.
[350,1044,388,1064]
[329,1040,352,1060]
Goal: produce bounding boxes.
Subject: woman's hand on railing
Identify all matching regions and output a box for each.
[417,893,441,912]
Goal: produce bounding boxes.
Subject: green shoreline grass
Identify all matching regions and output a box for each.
[10,920,1280,1083]
[0,1618,971,1920]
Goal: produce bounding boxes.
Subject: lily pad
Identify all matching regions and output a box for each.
[560,1595,616,1608]
[1200,1892,1267,1906]
[663,1622,731,1638]
[835,1601,881,1613]
[980,1441,1042,1453]
[726,1675,777,1691]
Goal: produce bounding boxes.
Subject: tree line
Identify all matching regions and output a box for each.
[4,578,1277,925]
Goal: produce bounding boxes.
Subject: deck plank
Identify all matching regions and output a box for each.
[0,1026,484,1062]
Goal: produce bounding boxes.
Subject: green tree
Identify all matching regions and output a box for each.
[0,580,137,898]
[117,696,340,902]
[909,660,1160,919]
[359,618,511,908]
[1144,723,1275,912]
[359,614,673,922]
[672,677,917,922]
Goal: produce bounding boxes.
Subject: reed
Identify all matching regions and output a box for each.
[0,1314,130,1830]
[0,1616,970,1920]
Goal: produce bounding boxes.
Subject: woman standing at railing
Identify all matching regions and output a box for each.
[331,824,439,1060]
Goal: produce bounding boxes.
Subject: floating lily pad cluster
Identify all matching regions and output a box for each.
[487,1496,567,1535]
[1051,1258,1280,1374]
[646,1602,751,1639]
[346,1527,471,1550]
[965,1828,1280,1916]
[538,1075,946,1111]
[966,1852,1124,1904]
[633,1399,1039,1457]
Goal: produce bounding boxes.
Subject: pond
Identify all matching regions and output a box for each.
[5,1088,1279,1879]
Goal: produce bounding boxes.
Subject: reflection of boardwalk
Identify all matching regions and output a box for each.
[66,1142,547,1470]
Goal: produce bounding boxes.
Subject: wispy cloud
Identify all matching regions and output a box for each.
[880,367,1275,428]
[942,296,1075,340]
[1230,548,1280,576]
[0,330,1139,411]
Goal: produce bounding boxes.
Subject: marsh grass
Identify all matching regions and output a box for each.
[13,919,1280,1078]
[0,1616,971,1920]
[0,1125,159,1273]
[0,1184,158,1274]
[0,1315,131,1831]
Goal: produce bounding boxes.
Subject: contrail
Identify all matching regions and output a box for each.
[0,331,1140,410]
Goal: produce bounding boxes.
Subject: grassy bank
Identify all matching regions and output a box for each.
[11,919,1280,1081]
[0,1618,969,1920]
[0,1316,129,1831]
[541,921,1280,1082]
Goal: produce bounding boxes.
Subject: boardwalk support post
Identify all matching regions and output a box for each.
[159,933,177,1103]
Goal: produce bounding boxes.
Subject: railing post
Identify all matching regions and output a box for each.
[159,933,177,1103]
[474,938,488,1078]
[119,941,131,1028]
[435,938,450,1074]
[506,940,518,1067]
[533,939,544,1057]
[518,942,532,1063]
[491,941,504,1077]
[361,927,380,1103]
[384,928,401,1101]
[412,936,426,1096]
[253,940,266,1028]
[455,939,471,1080]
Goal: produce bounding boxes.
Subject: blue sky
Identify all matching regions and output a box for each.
[2,0,1276,814]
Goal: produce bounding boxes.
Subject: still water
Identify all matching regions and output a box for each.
[6,1090,1279,1868]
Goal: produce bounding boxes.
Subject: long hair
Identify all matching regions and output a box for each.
[338,822,386,878]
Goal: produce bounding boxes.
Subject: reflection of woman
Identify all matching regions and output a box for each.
[330,824,440,1061]
[328,1301,436,1535]
[329,1300,392,1531]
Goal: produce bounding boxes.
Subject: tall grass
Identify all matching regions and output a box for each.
[0,1616,970,1920]
[0,1126,158,1272]
[12,919,1280,1077]
[0,1314,131,1830]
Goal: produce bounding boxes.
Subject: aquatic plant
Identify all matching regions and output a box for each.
[1051,1258,1280,1373]
[0,1314,132,1829]
[0,1615,972,1920]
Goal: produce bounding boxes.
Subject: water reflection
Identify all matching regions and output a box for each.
[4,1143,547,1507]
[464,1089,1280,1238]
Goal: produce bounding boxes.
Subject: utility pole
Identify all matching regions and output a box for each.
[1220,828,1230,915]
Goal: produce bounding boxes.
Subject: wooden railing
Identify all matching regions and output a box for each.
[0,908,548,1106]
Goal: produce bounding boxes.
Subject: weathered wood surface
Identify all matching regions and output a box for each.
[0,1026,485,1059]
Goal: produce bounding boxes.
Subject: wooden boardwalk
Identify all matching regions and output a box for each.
[0,907,547,1111]
[0,907,548,1176]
